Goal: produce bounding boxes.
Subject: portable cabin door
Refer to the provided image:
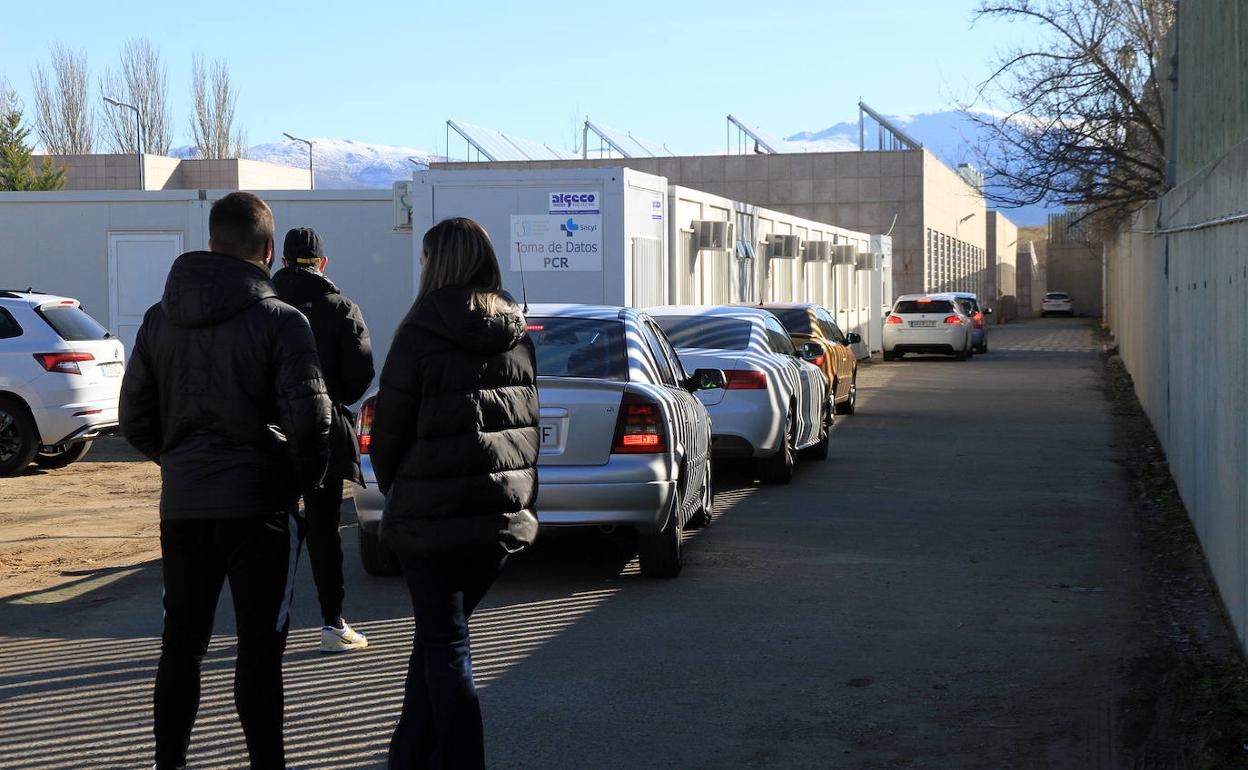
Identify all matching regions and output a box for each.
[108,231,184,359]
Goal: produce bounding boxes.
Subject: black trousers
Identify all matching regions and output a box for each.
[301,482,346,627]
[388,549,507,770]
[154,512,301,770]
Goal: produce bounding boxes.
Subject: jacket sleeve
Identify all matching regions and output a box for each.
[118,309,162,464]
[369,324,419,497]
[336,299,375,405]
[274,310,332,492]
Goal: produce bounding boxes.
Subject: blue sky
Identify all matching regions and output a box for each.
[0,1,1024,154]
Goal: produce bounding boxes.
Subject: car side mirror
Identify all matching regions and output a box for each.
[800,342,824,361]
[845,332,862,345]
[688,368,726,391]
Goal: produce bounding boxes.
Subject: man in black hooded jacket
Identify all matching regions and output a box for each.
[120,192,331,770]
[273,227,375,652]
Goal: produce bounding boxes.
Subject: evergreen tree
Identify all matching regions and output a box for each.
[0,98,65,191]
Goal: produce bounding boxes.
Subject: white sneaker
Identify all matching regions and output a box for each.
[320,620,368,653]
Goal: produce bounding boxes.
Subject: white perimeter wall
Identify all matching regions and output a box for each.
[1105,141,1248,651]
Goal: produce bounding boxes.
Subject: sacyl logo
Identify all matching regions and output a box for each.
[560,218,580,237]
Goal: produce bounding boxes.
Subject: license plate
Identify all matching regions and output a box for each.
[100,362,124,377]
[910,320,936,328]
[539,422,559,447]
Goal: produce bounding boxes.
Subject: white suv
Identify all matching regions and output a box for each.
[0,290,125,475]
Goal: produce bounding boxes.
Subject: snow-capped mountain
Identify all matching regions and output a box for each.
[172,138,445,190]
[786,109,1056,225]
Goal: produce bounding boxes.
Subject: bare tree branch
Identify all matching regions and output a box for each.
[30,43,94,154]
[963,0,1175,228]
[189,54,245,159]
[100,38,171,155]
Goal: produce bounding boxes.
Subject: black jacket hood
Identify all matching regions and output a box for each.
[162,251,276,328]
[412,286,527,355]
[272,265,339,306]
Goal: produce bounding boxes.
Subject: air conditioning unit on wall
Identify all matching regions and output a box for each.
[831,244,857,265]
[768,234,801,258]
[856,252,880,270]
[694,220,734,251]
[804,241,832,261]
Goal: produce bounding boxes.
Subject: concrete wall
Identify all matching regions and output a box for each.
[30,153,312,191]
[0,190,410,383]
[433,147,980,308]
[1103,0,1248,651]
[987,211,1019,318]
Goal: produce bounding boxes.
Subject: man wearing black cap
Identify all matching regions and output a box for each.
[273,227,375,652]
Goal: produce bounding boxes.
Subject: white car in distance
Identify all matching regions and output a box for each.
[1041,292,1074,316]
[0,290,125,475]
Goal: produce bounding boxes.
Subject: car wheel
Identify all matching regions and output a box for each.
[686,459,713,530]
[954,345,969,361]
[883,350,896,362]
[801,405,831,461]
[836,373,857,415]
[34,440,93,469]
[0,398,38,477]
[639,498,683,578]
[359,527,402,576]
[760,410,796,485]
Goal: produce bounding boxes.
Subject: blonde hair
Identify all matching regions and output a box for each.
[418,217,504,315]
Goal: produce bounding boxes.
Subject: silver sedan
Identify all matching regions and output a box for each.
[352,304,723,578]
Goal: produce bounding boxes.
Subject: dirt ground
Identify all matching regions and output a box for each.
[0,438,162,598]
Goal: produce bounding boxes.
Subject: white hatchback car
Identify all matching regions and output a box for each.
[882,294,974,361]
[0,290,125,475]
[1041,292,1074,316]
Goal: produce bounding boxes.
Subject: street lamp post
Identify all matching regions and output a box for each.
[103,96,143,190]
[283,132,314,190]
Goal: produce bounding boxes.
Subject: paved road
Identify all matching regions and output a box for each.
[0,318,1141,769]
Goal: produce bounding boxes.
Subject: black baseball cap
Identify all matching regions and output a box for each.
[283,227,324,265]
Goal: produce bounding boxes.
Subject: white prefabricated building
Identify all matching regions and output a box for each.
[0,189,414,366]
[412,167,891,354]
[666,185,892,356]
[411,167,669,307]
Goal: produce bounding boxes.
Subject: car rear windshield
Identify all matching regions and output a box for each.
[527,317,628,381]
[766,308,814,335]
[893,300,955,314]
[1045,293,1070,300]
[651,315,753,350]
[38,305,111,341]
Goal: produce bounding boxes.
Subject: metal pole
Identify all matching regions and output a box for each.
[283,133,314,190]
[104,97,142,190]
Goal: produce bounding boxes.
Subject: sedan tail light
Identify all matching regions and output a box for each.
[612,392,667,454]
[34,352,94,374]
[973,311,984,329]
[886,315,903,325]
[943,316,964,325]
[807,355,825,367]
[724,369,768,389]
[356,398,376,454]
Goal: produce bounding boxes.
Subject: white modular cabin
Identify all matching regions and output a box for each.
[411,167,669,308]
[0,189,414,369]
[666,185,886,355]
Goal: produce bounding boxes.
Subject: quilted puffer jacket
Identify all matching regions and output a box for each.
[120,251,331,519]
[370,286,539,556]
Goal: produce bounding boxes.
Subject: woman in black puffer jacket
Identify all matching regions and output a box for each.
[370,217,539,770]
